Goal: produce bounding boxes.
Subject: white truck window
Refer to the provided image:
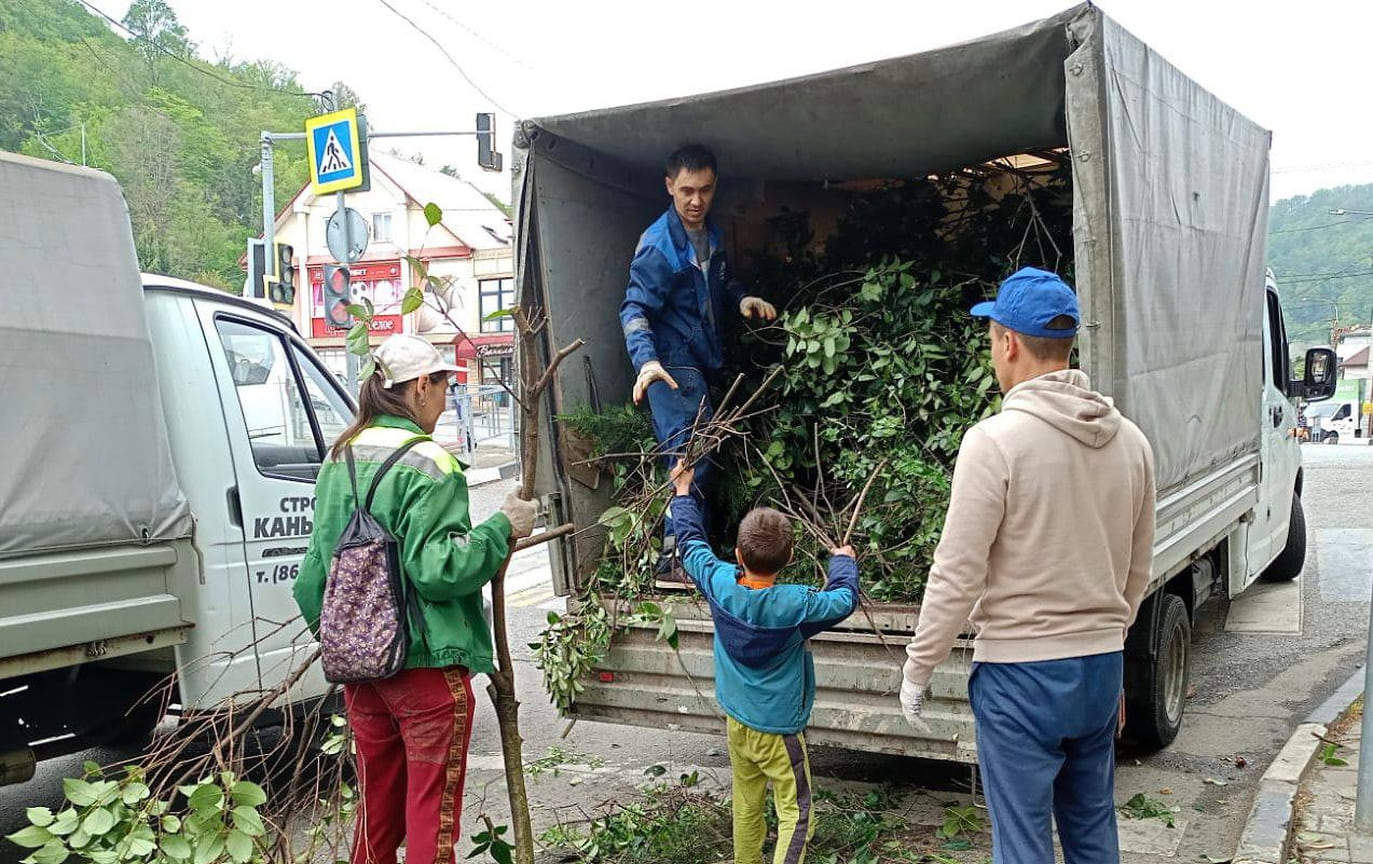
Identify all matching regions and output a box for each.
[216,318,334,481]
[1265,291,1291,390]
[291,344,350,451]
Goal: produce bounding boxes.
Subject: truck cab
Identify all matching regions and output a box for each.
[0,152,356,784]
[0,276,351,784]
[141,276,351,711]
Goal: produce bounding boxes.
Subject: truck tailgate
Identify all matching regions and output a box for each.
[571,600,979,762]
[0,541,195,678]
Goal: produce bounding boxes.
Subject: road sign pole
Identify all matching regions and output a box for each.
[336,190,349,256]
[334,188,362,397]
[259,133,275,300]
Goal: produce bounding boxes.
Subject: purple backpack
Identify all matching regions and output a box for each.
[320,440,425,684]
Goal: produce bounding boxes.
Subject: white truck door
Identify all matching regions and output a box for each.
[143,288,262,707]
[1248,289,1300,590]
[197,301,352,703]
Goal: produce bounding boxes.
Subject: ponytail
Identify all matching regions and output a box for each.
[328,369,452,460]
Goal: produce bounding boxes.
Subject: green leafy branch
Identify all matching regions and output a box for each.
[8,765,270,864]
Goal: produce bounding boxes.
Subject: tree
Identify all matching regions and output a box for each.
[104,105,184,272]
[121,0,191,78]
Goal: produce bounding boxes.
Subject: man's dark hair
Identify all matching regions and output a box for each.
[736,507,794,575]
[666,144,717,179]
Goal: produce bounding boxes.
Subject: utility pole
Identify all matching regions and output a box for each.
[259,133,275,300]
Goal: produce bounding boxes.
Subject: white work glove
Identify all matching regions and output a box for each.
[500,492,537,540]
[632,360,678,405]
[900,678,932,734]
[739,296,777,322]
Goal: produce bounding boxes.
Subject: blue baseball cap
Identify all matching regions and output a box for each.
[970,267,1080,338]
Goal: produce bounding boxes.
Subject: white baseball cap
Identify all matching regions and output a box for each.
[374,334,461,389]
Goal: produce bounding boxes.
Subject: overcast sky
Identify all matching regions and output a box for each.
[92,0,1373,204]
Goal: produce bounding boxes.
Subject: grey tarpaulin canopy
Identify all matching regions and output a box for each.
[0,153,192,557]
[518,3,1269,498]
[530,6,1080,182]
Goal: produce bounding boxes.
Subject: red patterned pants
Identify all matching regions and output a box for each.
[345,667,474,864]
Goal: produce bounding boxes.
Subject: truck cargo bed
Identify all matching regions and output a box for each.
[0,541,196,680]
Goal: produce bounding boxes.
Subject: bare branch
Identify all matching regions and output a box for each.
[842,458,889,546]
[530,338,587,398]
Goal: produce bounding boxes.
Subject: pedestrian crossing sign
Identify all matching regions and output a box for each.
[306,108,365,195]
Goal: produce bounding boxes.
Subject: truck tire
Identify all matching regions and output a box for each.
[1263,496,1306,582]
[1325,431,1340,445]
[1127,594,1190,749]
[106,698,162,748]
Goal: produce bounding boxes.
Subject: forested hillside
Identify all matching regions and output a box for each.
[0,0,359,290]
[1267,184,1373,347]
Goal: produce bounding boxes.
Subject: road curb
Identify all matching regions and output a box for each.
[1232,669,1364,864]
[467,461,520,488]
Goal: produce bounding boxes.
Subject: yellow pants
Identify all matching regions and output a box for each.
[727,717,815,864]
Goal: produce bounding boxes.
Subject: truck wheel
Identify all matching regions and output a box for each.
[1263,496,1306,582]
[105,696,164,749]
[1127,594,1190,749]
[1325,431,1340,445]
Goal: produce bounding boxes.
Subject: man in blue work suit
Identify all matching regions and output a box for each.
[620,144,777,588]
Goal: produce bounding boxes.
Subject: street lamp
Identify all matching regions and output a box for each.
[1339,201,1373,828]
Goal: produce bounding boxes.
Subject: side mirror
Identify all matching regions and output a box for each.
[1291,347,1338,402]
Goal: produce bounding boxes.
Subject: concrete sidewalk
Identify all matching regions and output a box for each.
[1284,690,1367,862]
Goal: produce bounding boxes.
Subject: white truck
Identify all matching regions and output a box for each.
[0,152,349,783]
[514,4,1338,759]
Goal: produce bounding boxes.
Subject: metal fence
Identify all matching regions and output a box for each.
[437,383,516,455]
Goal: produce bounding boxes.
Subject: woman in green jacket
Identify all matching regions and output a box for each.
[295,334,536,864]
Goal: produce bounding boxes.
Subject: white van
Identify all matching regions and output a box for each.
[1308,399,1360,444]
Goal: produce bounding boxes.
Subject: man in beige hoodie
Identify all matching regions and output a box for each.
[899,267,1155,864]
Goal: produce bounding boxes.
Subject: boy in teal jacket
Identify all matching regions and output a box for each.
[669,462,860,864]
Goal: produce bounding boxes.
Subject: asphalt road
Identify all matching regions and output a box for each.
[2,446,1371,863]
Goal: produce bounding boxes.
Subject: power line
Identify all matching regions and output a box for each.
[414,0,533,71]
[77,34,147,101]
[1281,271,1373,286]
[75,0,324,101]
[32,133,75,165]
[1281,269,1369,279]
[374,0,519,117]
[1271,220,1360,235]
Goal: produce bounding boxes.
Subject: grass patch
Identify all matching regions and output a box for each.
[539,783,988,864]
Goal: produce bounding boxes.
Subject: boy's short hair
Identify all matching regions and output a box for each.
[736,507,794,575]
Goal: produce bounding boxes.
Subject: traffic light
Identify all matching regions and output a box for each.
[322,264,352,328]
[246,239,266,299]
[476,113,502,172]
[270,243,295,306]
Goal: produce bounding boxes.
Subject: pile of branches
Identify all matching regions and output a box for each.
[533,159,1074,708]
[6,627,357,864]
[590,160,1073,600]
